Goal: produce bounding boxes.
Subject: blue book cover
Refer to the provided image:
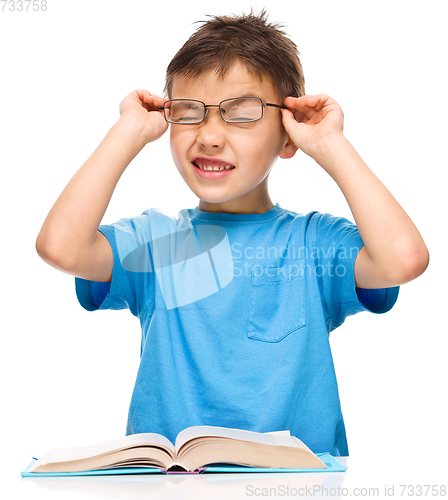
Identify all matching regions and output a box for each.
[21,453,347,476]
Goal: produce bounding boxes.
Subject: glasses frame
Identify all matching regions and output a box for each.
[158,97,286,124]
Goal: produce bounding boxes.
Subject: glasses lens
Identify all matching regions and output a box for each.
[220,98,262,123]
[165,100,204,124]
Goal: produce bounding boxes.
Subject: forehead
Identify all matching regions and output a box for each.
[171,61,280,104]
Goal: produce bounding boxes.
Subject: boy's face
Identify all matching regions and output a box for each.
[169,61,297,214]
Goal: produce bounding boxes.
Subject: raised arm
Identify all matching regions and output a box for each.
[281,94,429,289]
[36,90,168,282]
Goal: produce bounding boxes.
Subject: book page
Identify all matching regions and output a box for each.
[32,433,175,469]
[264,430,291,436]
[174,426,310,454]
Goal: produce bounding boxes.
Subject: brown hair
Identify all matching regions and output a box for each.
[164,9,305,101]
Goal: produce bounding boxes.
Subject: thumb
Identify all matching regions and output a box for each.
[281,108,303,145]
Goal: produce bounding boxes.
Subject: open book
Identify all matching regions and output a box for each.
[28,426,328,474]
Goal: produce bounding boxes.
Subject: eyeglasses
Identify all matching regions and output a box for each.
[159,97,285,124]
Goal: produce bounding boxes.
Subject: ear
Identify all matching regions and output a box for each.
[279,137,299,159]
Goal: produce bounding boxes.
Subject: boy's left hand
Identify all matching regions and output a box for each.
[281,95,345,160]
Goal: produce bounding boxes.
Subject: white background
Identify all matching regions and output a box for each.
[1,0,447,497]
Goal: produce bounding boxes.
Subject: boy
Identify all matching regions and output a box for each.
[36,11,429,457]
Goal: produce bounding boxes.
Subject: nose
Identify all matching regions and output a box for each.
[196,107,226,150]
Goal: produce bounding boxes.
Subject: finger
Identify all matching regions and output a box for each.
[134,91,168,113]
[284,97,316,121]
[281,108,304,136]
[284,95,329,118]
[286,94,330,107]
[305,95,328,113]
[135,89,152,102]
[147,93,169,108]
[282,106,308,124]
[281,107,296,123]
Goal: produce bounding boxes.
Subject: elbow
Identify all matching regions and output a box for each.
[35,232,60,268]
[36,232,73,272]
[36,231,91,277]
[36,231,50,262]
[393,244,430,285]
[410,247,430,279]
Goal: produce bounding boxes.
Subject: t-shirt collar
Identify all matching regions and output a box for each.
[189,203,283,222]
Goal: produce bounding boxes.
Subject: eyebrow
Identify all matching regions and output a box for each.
[239,92,264,100]
[171,92,266,102]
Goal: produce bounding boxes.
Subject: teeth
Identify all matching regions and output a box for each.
[195,161,234,171]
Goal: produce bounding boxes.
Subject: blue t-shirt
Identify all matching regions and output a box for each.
[75,203,399,456]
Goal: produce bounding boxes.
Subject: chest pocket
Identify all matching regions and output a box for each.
[247,261,307,343]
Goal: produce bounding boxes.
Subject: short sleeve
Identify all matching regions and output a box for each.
[75,215,156,318]
[312,212,399,332]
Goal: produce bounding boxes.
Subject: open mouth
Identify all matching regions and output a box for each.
[192,158,236,172]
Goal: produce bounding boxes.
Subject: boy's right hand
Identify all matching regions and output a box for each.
[118,89,168,144]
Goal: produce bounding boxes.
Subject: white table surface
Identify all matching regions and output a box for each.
[10,456,447,499]
[17,458,348,500]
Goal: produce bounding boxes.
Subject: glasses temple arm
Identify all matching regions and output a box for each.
[263,103,287,109]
